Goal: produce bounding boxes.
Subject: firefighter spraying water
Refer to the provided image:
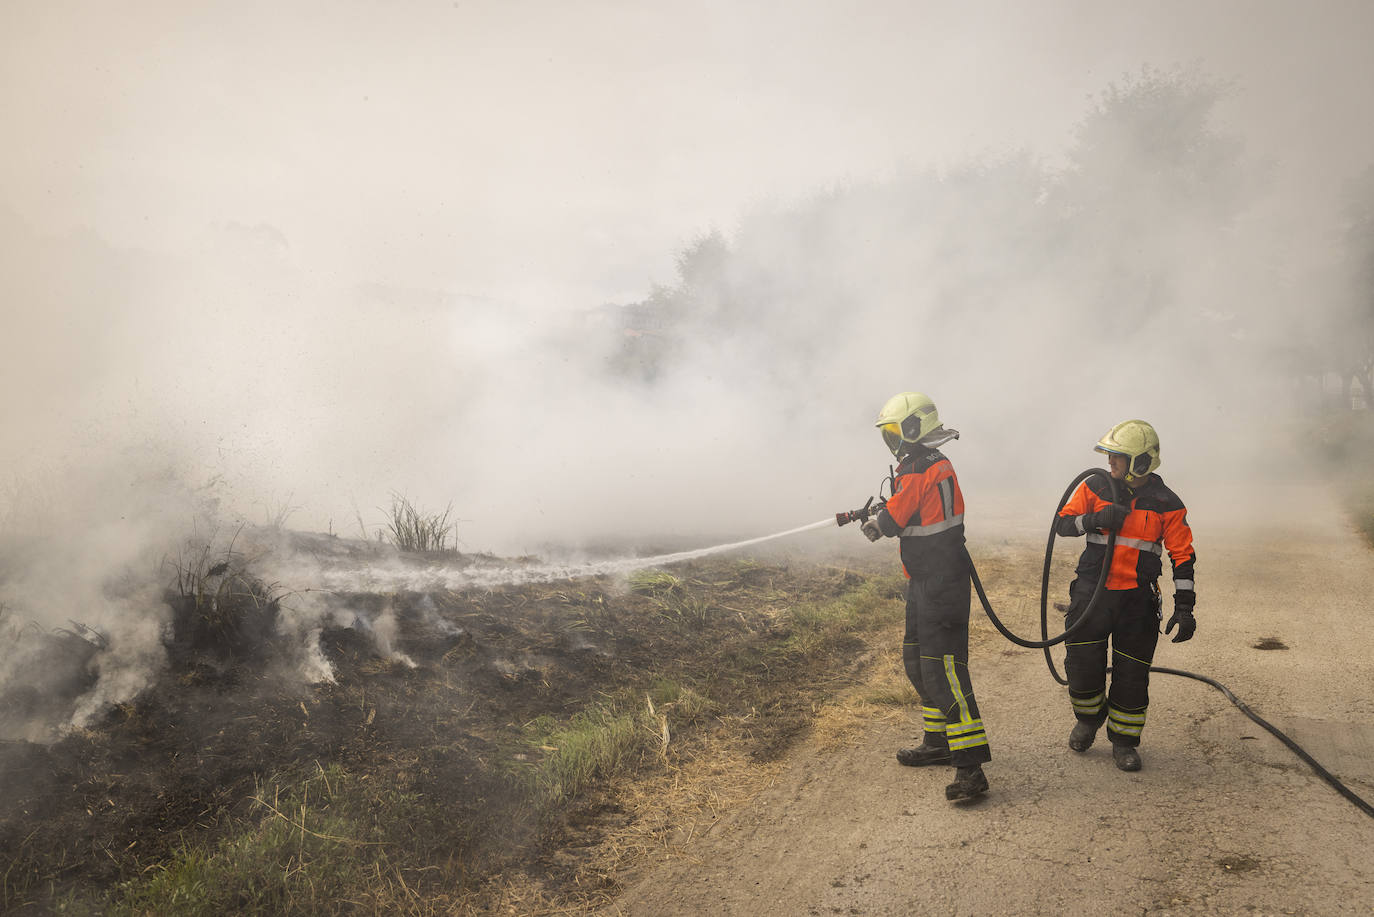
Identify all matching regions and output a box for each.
[840,391,992,803]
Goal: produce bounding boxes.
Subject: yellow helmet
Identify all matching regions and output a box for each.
[1094,419,1161,483]
[876,391,949,457]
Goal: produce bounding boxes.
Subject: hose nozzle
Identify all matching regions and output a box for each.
[836,496,879,527]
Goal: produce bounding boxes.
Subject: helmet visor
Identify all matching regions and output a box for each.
[880,422,904,454]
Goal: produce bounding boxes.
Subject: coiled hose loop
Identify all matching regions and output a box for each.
[966,468,1118,681]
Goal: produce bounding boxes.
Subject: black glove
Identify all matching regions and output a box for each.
[860,519,883,542]
[1165,601,1196,643]
[1084,503,1129,533]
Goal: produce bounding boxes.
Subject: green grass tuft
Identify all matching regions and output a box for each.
[648,678,715,723]
[627,569,682,594]
[519,708,657,809]
[110,764,418,916]
[781,576,903,656]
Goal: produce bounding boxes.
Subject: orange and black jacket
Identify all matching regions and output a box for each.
[874,447,967,581]
[1055,473,1196,605]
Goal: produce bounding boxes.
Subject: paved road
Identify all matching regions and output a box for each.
[605,484,1374,916]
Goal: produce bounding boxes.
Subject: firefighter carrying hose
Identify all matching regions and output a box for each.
[1055,420,1197,771]
[858,392,991,802]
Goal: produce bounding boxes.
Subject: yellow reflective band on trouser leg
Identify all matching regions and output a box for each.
[946,718,988,751]
[941,655,988,751]
[921,706,947,734]
[1106,705,1147,738]
[1071,691,1106,717]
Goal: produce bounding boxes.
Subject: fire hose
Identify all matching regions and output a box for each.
[837,468,1374,818]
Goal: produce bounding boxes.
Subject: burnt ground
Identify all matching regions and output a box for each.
[0,546,899,914]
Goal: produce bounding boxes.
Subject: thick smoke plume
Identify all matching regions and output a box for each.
[3,5,1373,734]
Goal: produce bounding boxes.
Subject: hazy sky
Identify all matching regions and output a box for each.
[4,0,1373,306]
[2,0,1373,554]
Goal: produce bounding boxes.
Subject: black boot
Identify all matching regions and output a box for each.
[1112,745,1142,771]
[945,765,989,801]
[1068,720,1099,753]
[896,739,951,767]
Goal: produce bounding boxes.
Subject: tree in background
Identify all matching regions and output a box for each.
[601,230,733,382]
[1049,65,1249,338]
[602,65,1261,412]
[604,153,1054,390]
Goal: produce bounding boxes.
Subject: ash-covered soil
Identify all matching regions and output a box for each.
[0,540,896,913]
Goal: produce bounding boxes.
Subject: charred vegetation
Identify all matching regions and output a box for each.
[0,546,899,914]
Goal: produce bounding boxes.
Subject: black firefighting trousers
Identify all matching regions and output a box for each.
[902,571,992,767]
[1062,581,1161,748]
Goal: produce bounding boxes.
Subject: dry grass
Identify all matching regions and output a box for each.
[447,569,908,913]
[809,642,915,754]
[383,494,455,553]
[501,629,914,913]
[513,567,1042,913]
[479,734,793,915]
[546,570,1027,906]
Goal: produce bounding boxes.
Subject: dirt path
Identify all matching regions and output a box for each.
[603,494,1374,916]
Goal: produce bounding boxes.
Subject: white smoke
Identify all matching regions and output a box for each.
[2,2,1373,731]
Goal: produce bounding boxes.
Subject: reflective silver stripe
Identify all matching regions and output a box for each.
[1072,692,1105,715]
[1174,580,1194,591]
[1085,533,1162,555]
[901,514,965,537]
[938,478,955,522]
[1074,514,1086,535]
[1107,706,1147,737]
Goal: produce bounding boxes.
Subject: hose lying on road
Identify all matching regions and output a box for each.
[966,467,1374,820]
[1149,666,1374,818]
